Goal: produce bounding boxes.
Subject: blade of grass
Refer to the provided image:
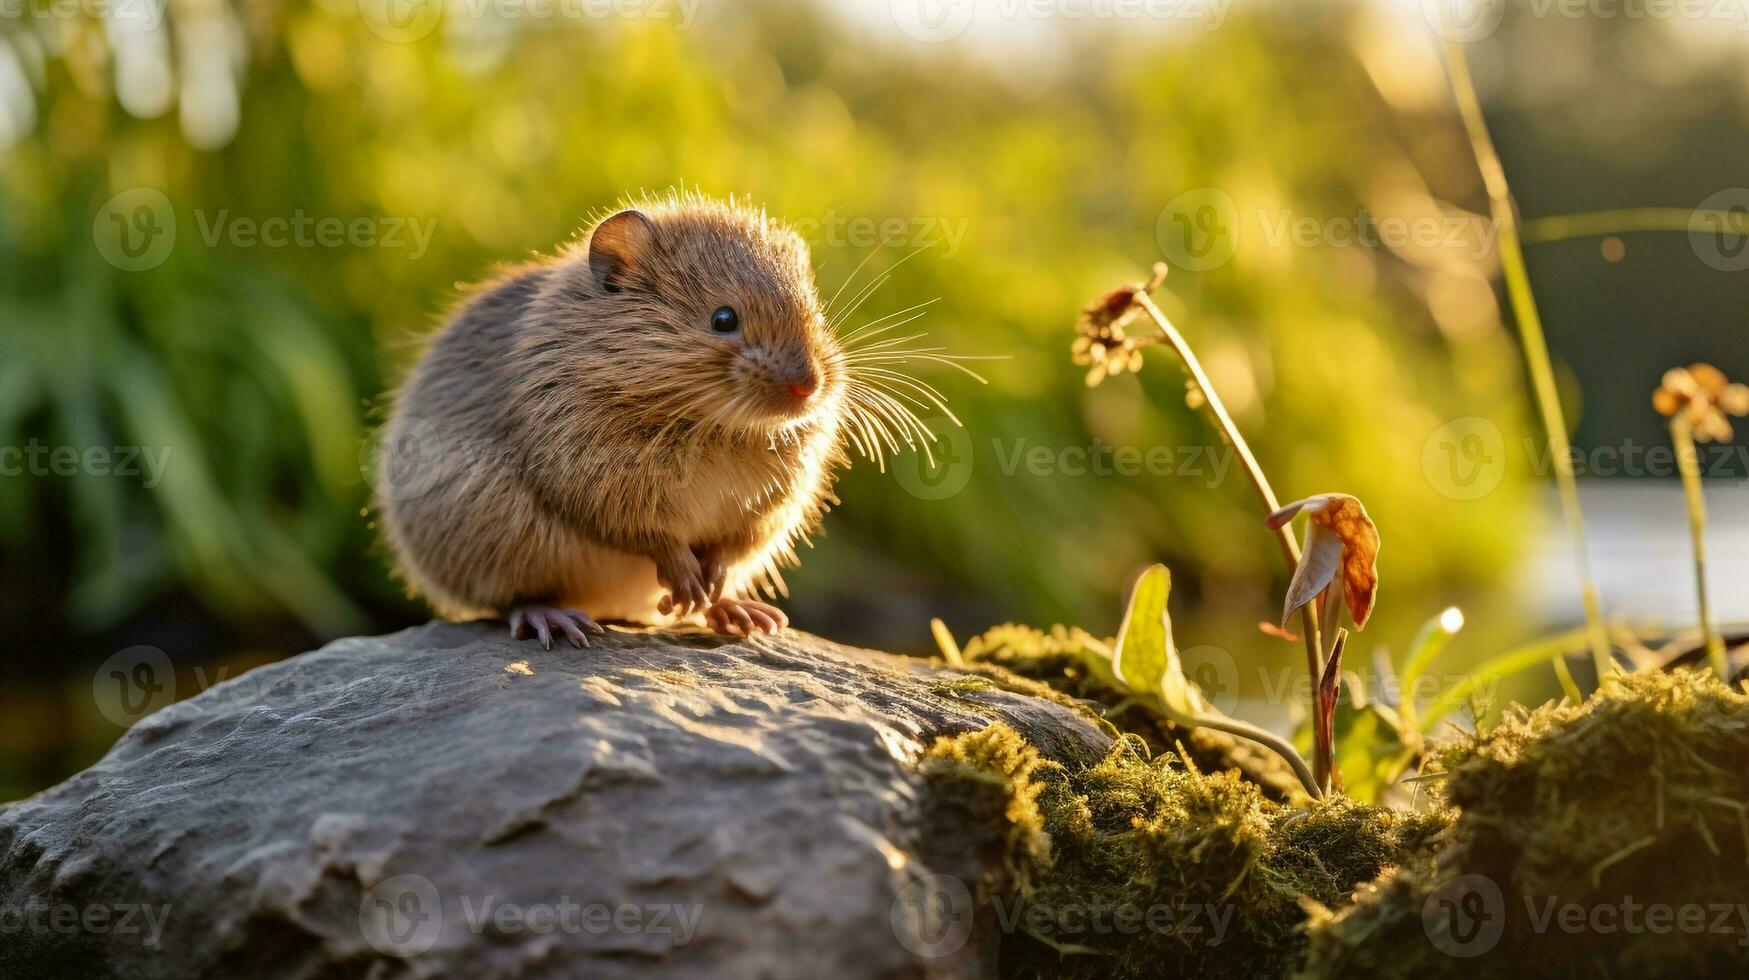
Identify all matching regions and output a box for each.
[1418,627,1589,734]
[1442,29,1612,682]
[1521,207,1749,244]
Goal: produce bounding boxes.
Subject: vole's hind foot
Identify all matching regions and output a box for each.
[705,597,789,637]
[509,605,606,650]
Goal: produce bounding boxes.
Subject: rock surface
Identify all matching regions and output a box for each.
[0,622,1112,979]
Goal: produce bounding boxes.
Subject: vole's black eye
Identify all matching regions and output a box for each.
[710,306,740,334]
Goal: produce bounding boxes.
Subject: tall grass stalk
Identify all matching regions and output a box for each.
[1442,33,1613,682]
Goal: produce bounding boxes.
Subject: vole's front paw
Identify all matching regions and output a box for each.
[705,597,789,637]
[509,605,606,650]
[692,544,729,603]
[655,547,711,617]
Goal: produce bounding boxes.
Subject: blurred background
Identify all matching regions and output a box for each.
[2,0,1746,800]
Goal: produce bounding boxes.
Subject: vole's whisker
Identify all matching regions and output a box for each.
[850,352,992,383]
[837,299,940,345]
[848,383,938,467]
[844,385,906,455]
[832,272,895,331]
[829,243,932,332]
[843,394,901,464]
[839,331,932,355]
[823,242,886,319]
[841,317,936,351]
[853,376,962,427]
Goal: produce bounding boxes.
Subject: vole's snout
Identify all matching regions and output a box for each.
[786,365,820,401]
[763,350,820,403]
[736,344,825,422]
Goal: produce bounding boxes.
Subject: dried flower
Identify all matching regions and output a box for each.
[1071,265,1169,386]
[1653,363,1749,443]
[1265,493,1380,631]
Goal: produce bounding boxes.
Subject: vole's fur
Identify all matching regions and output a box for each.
[379,192,851,641]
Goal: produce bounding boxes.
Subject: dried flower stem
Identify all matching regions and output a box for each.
[1443,33,1613,682]
[1128,277,1326,684]
[1670,413,1727,677]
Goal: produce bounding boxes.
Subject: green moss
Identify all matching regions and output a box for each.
[1300,668,1749,979]
[921,723,1443,979]
[957,623,1303,799]
[919,722,1054,893]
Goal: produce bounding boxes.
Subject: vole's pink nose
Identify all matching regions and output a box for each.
[788,381,816,400]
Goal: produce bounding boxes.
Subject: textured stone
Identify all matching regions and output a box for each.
[0,621,1111,979]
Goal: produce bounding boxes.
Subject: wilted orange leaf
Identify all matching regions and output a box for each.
[1265,493,1380,630]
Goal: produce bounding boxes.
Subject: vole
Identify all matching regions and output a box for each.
[377,192,948,648]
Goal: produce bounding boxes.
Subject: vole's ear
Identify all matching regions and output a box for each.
[588,210,655,293]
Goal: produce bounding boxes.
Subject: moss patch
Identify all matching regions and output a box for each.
[1300,668,1749,979]
[955,624,1304,799]
[921,723,1446,979]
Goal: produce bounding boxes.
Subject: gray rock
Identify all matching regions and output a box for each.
[0,622,1112,979]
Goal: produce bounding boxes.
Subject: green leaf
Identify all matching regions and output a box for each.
[1113,564,1170,697]
[1395,606,1465,733]
[1112,564,1205,721]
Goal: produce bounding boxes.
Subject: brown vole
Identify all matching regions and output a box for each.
[377,191,953,647]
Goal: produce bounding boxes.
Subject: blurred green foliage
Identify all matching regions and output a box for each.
[0,0,1572,793]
